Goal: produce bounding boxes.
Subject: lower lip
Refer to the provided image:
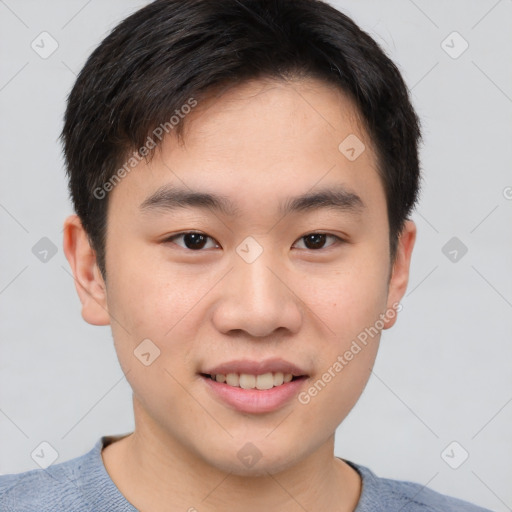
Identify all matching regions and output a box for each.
[201,375,307,414]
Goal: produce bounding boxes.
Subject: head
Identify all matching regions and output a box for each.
[62,0,420,475]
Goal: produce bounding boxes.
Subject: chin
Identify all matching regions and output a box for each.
[203,442,302,477]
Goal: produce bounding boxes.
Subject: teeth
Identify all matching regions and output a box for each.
[273,372,284,386]
[209,372,296,389]
[256,373,274,390]
[226,373,239,387]
[239,374,256,389]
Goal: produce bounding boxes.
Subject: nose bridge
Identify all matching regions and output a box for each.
[237,248,283,307]
[212,239,303,337]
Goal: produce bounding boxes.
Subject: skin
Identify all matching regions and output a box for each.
[63,77,416,512]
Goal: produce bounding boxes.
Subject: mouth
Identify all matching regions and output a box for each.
[200,372,307,390]
[199,359,310,414]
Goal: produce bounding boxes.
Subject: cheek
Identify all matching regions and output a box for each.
[106,239,209,336]
[293,270,386,433]
[290,249,388,411]
[104,247,229,402]
[295,343,378,442]
[105,262,202,412]
[301,253,389,339]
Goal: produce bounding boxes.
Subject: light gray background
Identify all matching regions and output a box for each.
[0,1,511,510]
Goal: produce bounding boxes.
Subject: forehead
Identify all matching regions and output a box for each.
[109,77,384,218]
[182,76,367,146]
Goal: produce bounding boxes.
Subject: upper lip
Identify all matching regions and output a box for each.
[202,358,309,377]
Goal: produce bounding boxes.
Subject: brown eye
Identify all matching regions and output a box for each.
[165,232,218,250]
[294,233,342,250]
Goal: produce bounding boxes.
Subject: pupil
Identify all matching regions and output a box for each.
[185,233,207,249]
[305,234,326,250]
[182,234,327,250]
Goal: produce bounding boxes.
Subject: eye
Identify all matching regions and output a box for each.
[293,233,343,250]
[163,231,344,251]
[164,231,219,250]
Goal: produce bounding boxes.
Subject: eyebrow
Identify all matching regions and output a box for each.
[139,184,365,218]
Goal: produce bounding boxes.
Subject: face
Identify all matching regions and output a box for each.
[64,77,415,476]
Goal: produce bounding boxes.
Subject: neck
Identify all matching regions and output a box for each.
[101,399,361,512]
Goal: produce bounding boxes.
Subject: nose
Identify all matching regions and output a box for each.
[211,248,303,338]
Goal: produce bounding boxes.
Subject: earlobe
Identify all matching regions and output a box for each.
[383,220,417,330]
[62,214,111,326]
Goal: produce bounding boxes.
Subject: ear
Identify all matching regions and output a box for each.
[62,214,110,326]
[383,220,416,330]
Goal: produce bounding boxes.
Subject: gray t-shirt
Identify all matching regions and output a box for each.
[0,434,493,511]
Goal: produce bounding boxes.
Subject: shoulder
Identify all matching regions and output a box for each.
[0,464,72,511]
[347,460,493,512]
[0,438,106,512]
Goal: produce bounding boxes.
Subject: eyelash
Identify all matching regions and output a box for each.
[163,231,345,251]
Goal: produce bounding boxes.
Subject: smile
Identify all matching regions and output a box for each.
[199,358,310,413]
[203,372,301,390]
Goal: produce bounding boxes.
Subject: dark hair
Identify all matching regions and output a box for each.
[61,0,422,280]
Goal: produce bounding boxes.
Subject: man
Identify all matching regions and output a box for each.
[0,1,492,510]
